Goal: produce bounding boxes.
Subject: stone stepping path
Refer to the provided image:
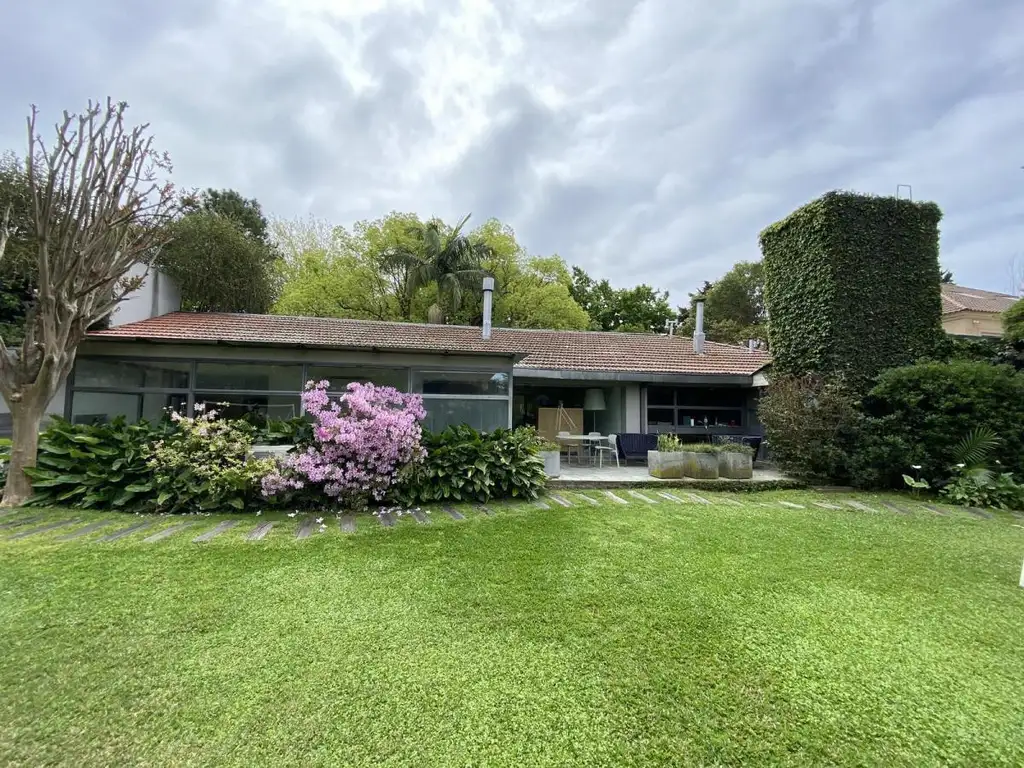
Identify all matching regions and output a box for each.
[687,494,711,505]
[444,505,467,519]
[8,518,80,540]
[194,520,238,542]
[339,513,356,533]
[881,502,912,516]
[627,490,657,504]
[604,491,629,505]
[548,494,573,508]
[656,491,685,503]
[99,520,154,542]
[965,507,993,520]
[247,522,274,540]
[296,517,314,539]
[572,493,599,506]
[144,521,196,543]
[844,500,876,513]
[777,501,805,509]
[923,504,949,516]
[0,514,43,530]
[475,504,495,517]
[377,510,396,528]
[410,508,430,524]
[533,500,551,510]
[57,519,113,540]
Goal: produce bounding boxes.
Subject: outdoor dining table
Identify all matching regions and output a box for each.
[555,434,613,466]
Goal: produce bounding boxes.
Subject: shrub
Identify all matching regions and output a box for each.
[716,442,755,457]
[394,425,546,504]
[758,374,861,482]
[251,416,314,446]
[760,191,944,386]
[149,405,272,513]
[677,443,720,454]
[24,417,170,509]
[935,427,1024,510]
[853,361,1024,488]
[0,437,10,488]
[1004,297,1024,343]
[261,381,426,510]
[657,434,683,452]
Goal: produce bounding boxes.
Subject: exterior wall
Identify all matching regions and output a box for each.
[624,385,642,432]
[942,311,1005,337]
[109,265,182,327]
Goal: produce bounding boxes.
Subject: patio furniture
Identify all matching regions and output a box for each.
[616,433,657,464]
[557,431,582,465]
[557,433,610,466]
[593,434,620,468]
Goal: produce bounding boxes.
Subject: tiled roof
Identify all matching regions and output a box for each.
[89,312,770,377]
[941,283,1017,315]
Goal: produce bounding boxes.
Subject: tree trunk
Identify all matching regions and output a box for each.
[1,402,43,507]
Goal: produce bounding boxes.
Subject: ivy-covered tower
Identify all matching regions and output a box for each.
[760,191,944,385]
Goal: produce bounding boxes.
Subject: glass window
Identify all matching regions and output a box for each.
[195,363,302,392]
[307,365,407,392]
[74,358,190,389]
[141,393,188,423]
[422,398,509,433]
[676,388,744,407]
[646,408,675,430]
[71,391,140,425]
[194,393,301,422]
[677,409,743,428]
[414,370,509,396]
[647,387,674,406]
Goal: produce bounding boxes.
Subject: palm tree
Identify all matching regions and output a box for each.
[394,214,492,324]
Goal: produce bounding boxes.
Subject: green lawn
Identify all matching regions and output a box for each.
[2,491,1023,767]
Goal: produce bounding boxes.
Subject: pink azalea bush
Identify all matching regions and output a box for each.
[261,380,426,509]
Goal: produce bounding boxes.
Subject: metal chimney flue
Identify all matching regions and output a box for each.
[482,277,494,339]
[693,300,705,354]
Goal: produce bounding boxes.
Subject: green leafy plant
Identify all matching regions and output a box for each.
[656,434,683,452]
[716,442,755,457]
[0,437,10,488]
[853,361,1024,488]
[23,418,170,509]
[251,416,314,446]
[393,425,546,504]
[678,443,720,454]
[537,441,561,452]
[901,466,930,496]
[760,191,944,387]
[939,426,1024,510]
[149,405,273,513]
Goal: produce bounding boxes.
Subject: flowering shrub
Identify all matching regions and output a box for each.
[261,381,426,510]
[150,404,273,513]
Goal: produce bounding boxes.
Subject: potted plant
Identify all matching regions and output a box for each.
[680,443,720,479]
[717,442,754,479]
[538,441,562,478]
[648,434,688,478]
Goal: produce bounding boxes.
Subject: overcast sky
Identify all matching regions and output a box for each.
[2,0,1022,302]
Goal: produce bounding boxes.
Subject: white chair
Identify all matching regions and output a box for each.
[594,434,619,468]
[587,431,602,465]
[558,431,581,465]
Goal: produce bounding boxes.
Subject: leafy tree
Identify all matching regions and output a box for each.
[0,152,36,343]
[0,99,177,506]
[940,266,955,284]
[391,214,492,323]
[184,188,269,243]
[157,208,281,314]
[1004,297,1024,343]
[683,261,766,345]
[569,267,675,333]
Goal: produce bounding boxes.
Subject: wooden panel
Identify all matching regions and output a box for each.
[537,407,583,442]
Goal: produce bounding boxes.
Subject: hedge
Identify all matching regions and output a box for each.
[852,360,1024,488]
[760,191,945,386]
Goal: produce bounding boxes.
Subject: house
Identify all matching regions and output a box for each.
[941,283,1017,337]
[1,271,770,440]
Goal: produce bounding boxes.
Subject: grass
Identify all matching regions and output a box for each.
[1,491,1023,767]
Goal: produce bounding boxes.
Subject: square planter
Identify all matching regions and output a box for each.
[540,450,562,478]
[649,450,686,479]
[682,451,719,479]
[718,451,753,479]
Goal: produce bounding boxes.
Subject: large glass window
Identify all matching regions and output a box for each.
[195,363,302,392]
[414,370,509,396]
[70,391,186,425]
[422,399,509,433]
[307,365,407,392]
[74,358,190,389]
[646,386,746,432]
[194,393,301,421]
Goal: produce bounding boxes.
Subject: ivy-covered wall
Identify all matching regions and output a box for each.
[760,191,944,385]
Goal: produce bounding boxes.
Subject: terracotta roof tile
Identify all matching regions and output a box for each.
[90,313,770,377]
[941,283,1017,314]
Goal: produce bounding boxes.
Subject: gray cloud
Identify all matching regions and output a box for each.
[2,0,1022,301]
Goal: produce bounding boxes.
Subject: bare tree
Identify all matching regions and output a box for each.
[0,99,176,506]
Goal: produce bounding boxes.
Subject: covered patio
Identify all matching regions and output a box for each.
[549,463,788,487]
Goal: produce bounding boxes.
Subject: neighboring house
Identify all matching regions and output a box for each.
[1,271,771,440]
[941,283,1017,337]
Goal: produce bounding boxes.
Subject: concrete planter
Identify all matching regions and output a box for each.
[648,450,687,479]
[540,450,561,478]
[682,451,720,479]
[718,451,753,479]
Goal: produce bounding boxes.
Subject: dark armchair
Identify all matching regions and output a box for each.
[616,433,658,463]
